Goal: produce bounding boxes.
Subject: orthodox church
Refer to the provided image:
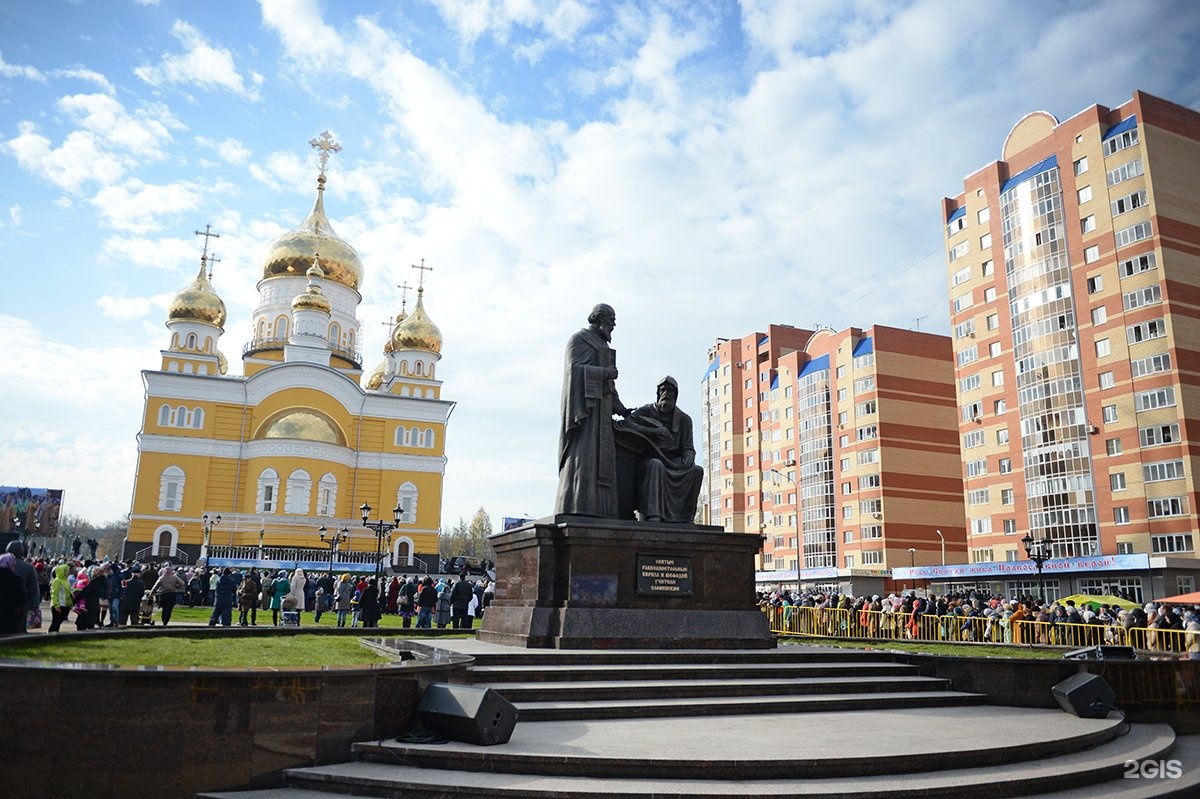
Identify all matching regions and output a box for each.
[123,133,450,573]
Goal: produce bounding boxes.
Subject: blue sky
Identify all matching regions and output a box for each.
[2,0,1199,532]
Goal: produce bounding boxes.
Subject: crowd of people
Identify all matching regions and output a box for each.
[759,588,1200,658]
[0,543,496,635]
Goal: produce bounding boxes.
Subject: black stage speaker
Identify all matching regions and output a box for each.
[1062,645,1137,661]
[1052,672,1117,719]
[417,683,518,745]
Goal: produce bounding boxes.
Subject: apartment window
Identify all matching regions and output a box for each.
[952,265,972,287]
[1077,185,1093,204]
[844,554,855,568]
[1102,405,1118,423]
[1110,473,1126,491]
[1114,507,1130,525]
[1073,156,1088,175]
[1081,215,1096,234]
[968,489,990,506]
[994,399,1007,415]
[1144,460,1185,482]
[1000,489,1014,506]
[838,411,848,425]
[857,424,878,441]
[991,370,1004,387]
[853,377,875,394]
[980,232,992,249]
[1148,497,1188,519]
[1153,534,1195,554]
[1103,125,1139,156]
[1139,423,1179,447]
[837,388,847,401]
[835,365,846,378]
[960,373,981,392]
[861,550,884,566]
[1090,306,1107,326]
[1115,220,1153,248]
[996,428,1009,445]
[989,342,1001,358]
[986,313,999,330]
[844,530,854,543]
[970,517,992,535]
[854,353,875,370]
[1105,438,1123,456]
[963,430,985,449]
[966,459,987,478]
[843,505,854,520]
[858,474,881,490]
[955,319,976,339]
[1095,338,1111,358]
[744,378,752,389]
[1123,285,1162,311]
[839,434,850,447]
[862,525,883,540]
[841,481,852,495]
[860,499,882,516]
[1136,387,1176,411]
[982,287,996,303]
[1084,245,1101,264]
[971,548,994,564]
[958,346,979,366]
[1003,518,1017,534]
[981,260,994,277]
[949,241,969,261]
[978,207,990,224]
[999,458,1012,474]
[1115,542,1133,555]
[1111,189,1147,217]
[855,400,877,416]
[1087,275,1103,293]
[961,401,982,422]
[857,448,879,465]
[840,457,850,472]
[1098,371,1115,390]
[1106,158,1144,187]
[947,214,966,235]
[953,292,974,313]
[1120,252,1157,277]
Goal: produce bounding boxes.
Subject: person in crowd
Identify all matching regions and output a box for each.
[237,571,258,627]
[208,569,220,606]
[450,573,474,629]
[289,568,307,620]
[317,571,335,613]
[415,576,438,628]
[386,575,400,615]
[399,576,418,628]
[208,567,238,627]
[188,570,204,607]
[313,585,326,624]
[1184,610,1200,661]
[247,567,262,626]
[359,577,381,628]
[48,561,76,633]
[5,541,39,632]
[334,573,353,628]
[434,581,452,629]
[120,565,147,627]
[269,570,291,626]
[350,587,362,627]
[303,573,317,613]
[150,565,186,626]
[74,563,109,631]
[0,553,28,634]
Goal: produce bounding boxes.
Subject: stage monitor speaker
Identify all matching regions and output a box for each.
[1062,645,1137,661]
[1052,673,1116,719]
[417,683,518,746]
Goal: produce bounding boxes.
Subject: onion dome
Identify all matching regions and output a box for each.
[389,287,442,354]
[217,349,228,375]
[168,260,227,328]
[291,259,332,314]
[260,174,363,291]
[365,358,386,390]
[382,307,409,354]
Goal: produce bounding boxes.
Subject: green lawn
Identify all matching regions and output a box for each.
[782,637,1066,659]
[0,634,395,667]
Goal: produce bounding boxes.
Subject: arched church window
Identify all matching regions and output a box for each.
[415,361,424,376]
[394,427,407,447]
[275,316,289,339]
[158,466,185,512]
[198,364,209,375]
[284,469,312,515]
[316,473,338,517]
[329,322,341,347]
[183,363,194,374]
[204,336,213,353]
[186,333,197,349]
[400,386,410,397]
[191,408,204,429]
[256,318,266,340]
[257,468,280,513]
[158,405,171,426]
[423,428,435,448]
[396,482,418,525]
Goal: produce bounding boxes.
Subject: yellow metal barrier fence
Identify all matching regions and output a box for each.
[765,605,1198,655]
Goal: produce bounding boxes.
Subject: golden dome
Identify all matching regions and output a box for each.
[168,261,227,328]
[389,288,442,354]
[260,178,363,291]
[291,260,332,314]
[382,308,408,354]
[217,350,228,375]
[365,358,386,390]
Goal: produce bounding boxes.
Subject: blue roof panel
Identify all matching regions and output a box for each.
[946,206,966,223]
[852,337,874,357]
[701,356,720,381]
[798,353,830,378]
[1101,115,1137,141]
[770,373,779,390]
[1000,154,1058,195]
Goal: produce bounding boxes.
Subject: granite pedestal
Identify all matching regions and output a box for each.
[477,516,773,649]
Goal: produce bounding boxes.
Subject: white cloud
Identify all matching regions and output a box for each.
[8,205,21,226]
[91,179,205,234]
[101,235,198,270]
[134,20,262,100]
[0,51,46,81]
[248,149,312,192]
[196,135,252,165]
[98,294,164,320]
[50,67,116,95]
[427,0,595,48]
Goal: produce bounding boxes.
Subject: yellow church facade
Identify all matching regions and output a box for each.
[124,133,451,573]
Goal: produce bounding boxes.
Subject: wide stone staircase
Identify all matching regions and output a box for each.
[201,646,1200,798]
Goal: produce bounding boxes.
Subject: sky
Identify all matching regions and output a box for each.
[2,0,1200,535]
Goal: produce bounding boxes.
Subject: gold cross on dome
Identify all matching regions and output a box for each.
[194,223,221,259]
[309,130,342,179]
[206,252,221,280]
[412,258,433,289]
[396,281,412,311]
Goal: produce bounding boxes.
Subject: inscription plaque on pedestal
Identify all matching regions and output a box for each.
[636,554,693,597]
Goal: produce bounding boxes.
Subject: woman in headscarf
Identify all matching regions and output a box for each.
[48,561,76,633]
[359,577,382,628]
[0,553,28,634]
[289,568,307,618]
[270,570,291,625]
[73,563,109,631]
[386,575,401,615]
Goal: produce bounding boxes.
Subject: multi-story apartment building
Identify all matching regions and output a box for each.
[702,325,966,597]
[932,90,1200,602]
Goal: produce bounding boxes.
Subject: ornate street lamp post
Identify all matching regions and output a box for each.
[360,502,402,580]
[1021,531,1053,604]
[318,524,349,576]
[201,513,221,561]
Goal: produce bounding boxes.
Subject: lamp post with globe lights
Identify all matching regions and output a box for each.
[360,502,402,580]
